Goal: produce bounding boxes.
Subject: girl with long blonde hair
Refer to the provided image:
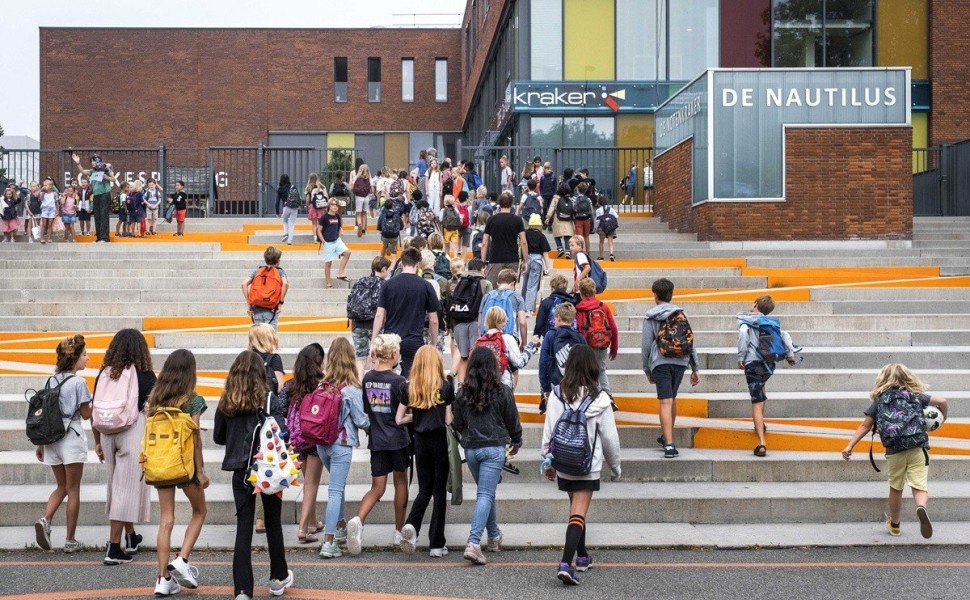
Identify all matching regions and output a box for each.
[394,345,454,556]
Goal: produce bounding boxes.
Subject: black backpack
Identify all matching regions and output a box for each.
[331,181,349,198]
[556,195,575,221]
[521,194,542,221]
[433,250,452,280]
[285,186,302,209]
[379,208,402,238]
[472,229,484,259]
[448,275,485,323]
[25,375,75,446]
[573,194,593,220]
[347,275,384,322]
[597,206,619,235]
[442,205,462,231]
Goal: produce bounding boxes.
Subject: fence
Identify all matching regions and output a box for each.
[913,141,970,217]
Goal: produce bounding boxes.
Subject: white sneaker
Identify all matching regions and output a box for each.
[167,555,199,588]
[346,516,363,555]
[154,576,181,597]
[399,524,417,554]
[63,539,83,554]
[34,517,51,551]
[486,532,503,552]
[268,569,293,596]
[392,529,402,547]
[429,547,449,558]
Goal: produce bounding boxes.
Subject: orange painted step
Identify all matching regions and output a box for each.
[142,316,350,333]
[0,332,155,350]
[741,266,942,288]
[693,427,970,456]
[548,257,746,269]
[617,212,654,219]
[76,232,247,244]
[603,288,810,303]
[221,242,384,252]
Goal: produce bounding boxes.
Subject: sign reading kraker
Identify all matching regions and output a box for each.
[510,81,677,113]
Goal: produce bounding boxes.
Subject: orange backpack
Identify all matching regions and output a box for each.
[248,266,283,310]
[579,302,612,350]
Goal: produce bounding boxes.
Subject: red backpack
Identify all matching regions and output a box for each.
[248,266,283,310]
[474,331,509,374]
[579,302,612,350]
[457,203,470,229]
[298,382,344,446]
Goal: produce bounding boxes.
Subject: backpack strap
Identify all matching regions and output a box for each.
[868,430,881,472]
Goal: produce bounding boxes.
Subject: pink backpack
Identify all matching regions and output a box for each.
[286,388,308,450]
[299,381,344,446]
[93,365,139,434]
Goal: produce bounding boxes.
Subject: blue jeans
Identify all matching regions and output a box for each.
[521,254,545,313]
[251,307,279,330]
[465,445,505,545]
[281,206,299,243]
[318,443,354,536]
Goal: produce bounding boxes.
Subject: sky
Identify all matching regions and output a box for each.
[1,0,467,142]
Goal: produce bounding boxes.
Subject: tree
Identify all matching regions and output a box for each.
[324,149,354,188]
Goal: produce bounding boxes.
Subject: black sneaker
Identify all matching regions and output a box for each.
[539,396,547,414]
[663,444,679,459]
[104,542,133,565]
[125,532,143,554]
[556,249,565,258]
[656,435,666,449]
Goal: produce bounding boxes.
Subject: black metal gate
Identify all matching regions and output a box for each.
[913,140,970,216]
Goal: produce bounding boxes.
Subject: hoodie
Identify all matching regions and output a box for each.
[575,297,619,358]
[736,312,796,365]
[533,289,578,338]
[539,325,588,393]
[641,303,700,373]
[541,388,621,481]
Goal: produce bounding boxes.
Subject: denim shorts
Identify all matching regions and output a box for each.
[651,363,687,400]
[60,214,77,225]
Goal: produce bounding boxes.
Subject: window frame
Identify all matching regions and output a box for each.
[401,58,415,103]
[435,58,448,103]
[367,57,382,103]
[334,57,348,103]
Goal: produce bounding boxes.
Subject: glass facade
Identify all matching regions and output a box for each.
[772,0,875,67]
[334,57,348,103]
[617,0,664,79]
[669,0,720,79]
[368,57,382,103]
[401,59,414,102]
[435,59,448,102]
[530,0,562,79]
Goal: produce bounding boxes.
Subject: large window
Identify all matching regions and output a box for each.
[772,0,874,67]
[334,57,347,103]
[401,59,414,102]
[530,0,562,79]
[669,0,719,80]
[617,0,665,79]
[367,57,381,103]
[435,59,448,102]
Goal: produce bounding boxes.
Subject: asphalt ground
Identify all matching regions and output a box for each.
[0,546,968,600]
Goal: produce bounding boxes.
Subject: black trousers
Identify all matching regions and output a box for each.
[400,337,423,378]
[231,469,288,596]
[93,193,111,241]
[405,428,449,549]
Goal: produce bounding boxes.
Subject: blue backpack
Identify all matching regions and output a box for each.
[581,255,608,294]
[751,315,787,363]
[480,289,517,336]
[549,387,598,476]
[521,194,542,221]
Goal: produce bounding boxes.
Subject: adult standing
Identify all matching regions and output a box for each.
[480,191,528,289]
[425,158,443,214]
[416,150,429,195]
[72,152,115,243]
[371,247,441,378]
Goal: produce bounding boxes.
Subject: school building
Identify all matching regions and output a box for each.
[38,1,970,233]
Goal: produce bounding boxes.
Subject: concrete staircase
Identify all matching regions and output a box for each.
[0,213,967,550]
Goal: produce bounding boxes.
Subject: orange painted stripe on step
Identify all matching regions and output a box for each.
[733,418,970,439]
[142,316,350,332]
[0,333,155,350]
[846,276,970,289]
[741,266,942,288]
[600,288,810,303]
[692,428,970,456]
[242,223,376,233]
[548,257,746,269]
[221,241,384,252]
[618,212,654,219]
[77,232,247,243]
[514,393,708,418]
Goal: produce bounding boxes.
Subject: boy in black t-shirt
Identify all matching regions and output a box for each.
[170,180,188,237]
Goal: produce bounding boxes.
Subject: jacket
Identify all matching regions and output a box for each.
[452,385,522,449]
[445,424,463,505]
[275,183,291,215]
[541,388,621,481]
[546,194,576,238]
[533,290,578,338]
[213,408,260,472]
[641,303,700,373]
[480,329,538,388]
[539,172,557,199]
[539,326,588,393]
[736,312,796,365]
[336,385,370,447]
[575,297,619,358]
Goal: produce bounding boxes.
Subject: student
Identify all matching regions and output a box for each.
[33,335,92,554]
[59,184,78,242]
[320,198,352,288]
[414,195,439,239]
[534,274,578,340]
[352,165,374,237]
[538,161,557,225]
[242,246,289,330]
[457,190,474,256]
[499,154,514,193]
[521,214,552,313]
[248,323,285,396]
[115,183,129,237]
[571,182,594,253]
[128,180,146,238]
[476,307,539,390]
[347,256,392,378]
[575,278,619,394]
[395,346,455,557]
[641,279,701,459]
[593,194,618,261]
[214,351,293,599]
[546,183,576,258]
[449,258,493,381]
[377,195,403,258]
[279,344,326,545]
[170,180,188,237]
[346,334,411,555]
[93,329,156,564]
[77,177,92,236]
[479,268,528,346]
[842,364,949,539]
[420,253,449,353]
[452,347,522,565]
[518,179,542,221]
[24,181,41,243]
[471,211,488,261]
[39,177,58,244]
[1,185,21,243]
[143,178,163,235]
[737,295,797,457]
[317,338,369,559]
[440,193,462,257]
[147,350,209,597]
[305,173,327,245]
[539,303,587,414]
[425,158,442,213]
[481,191,528,289]
[541,345,621,585]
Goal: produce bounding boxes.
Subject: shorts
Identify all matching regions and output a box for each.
[175,209,186,223]
[60,214,77,225]
[42,424,89,466]
[381,236,399,255]
[41,205,57,219]
[460,227,471,247]
[651,363,687,400]
[127,212,141,224]
[146,207,158,221]
[370,447,410,477]
[77,209,91,222]
[574,218,591,238]
[352,327,371,359]
[452,321,479,358]
[557,477,600,492]
[355,195,368,213]
[157,472,200,490]
[443,229,459,246]
[308,205,322,221]
[887,447,929,492]
[744,361,773,404]
[323,238,349,262]
[296,445,319,458]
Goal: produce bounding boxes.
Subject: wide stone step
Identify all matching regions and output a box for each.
[811,288,970,301]
[1,480,966,526]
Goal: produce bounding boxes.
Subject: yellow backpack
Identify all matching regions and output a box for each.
[139,407,198,486]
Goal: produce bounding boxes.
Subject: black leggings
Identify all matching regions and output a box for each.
[405,428,450,548]
[231,469,288,597]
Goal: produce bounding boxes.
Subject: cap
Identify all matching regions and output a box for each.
[528,213,543,227]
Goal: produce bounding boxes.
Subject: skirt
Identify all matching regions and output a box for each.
[1,217,19,233]
[101,413,152,523]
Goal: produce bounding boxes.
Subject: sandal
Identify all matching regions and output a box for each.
[753,445,767,457]
[297,530,318,544]
[311,521,324,534]
[336,275,350,282]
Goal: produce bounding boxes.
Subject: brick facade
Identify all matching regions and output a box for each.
[655,128,913,241]
[930,0,970,145]
[459,0,510,130]
[39,28,463,149]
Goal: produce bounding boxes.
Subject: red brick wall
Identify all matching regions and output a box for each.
[655,128,913,241]
[40,28,463,149]
[930,0,970,145]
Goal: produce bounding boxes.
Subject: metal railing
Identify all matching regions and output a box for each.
[913,142,970,217]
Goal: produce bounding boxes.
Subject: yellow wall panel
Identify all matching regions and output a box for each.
[564,0,615,80]
[384,133,409,172]
[616,114,653,204]
[877,0,928,79]
[327,132,356,163]
[912,113,928,173]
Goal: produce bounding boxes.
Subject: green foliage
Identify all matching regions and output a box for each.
[323,149,355,187]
